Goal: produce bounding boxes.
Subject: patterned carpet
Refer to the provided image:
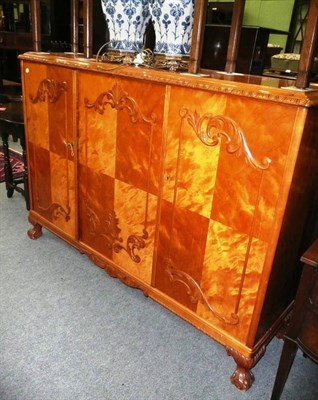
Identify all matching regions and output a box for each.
[0,145,24,183]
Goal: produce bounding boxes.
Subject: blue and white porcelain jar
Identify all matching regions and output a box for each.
[149,0,194,57]
[101,0,151,53]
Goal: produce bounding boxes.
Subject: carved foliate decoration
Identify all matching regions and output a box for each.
[36,201,71,222]
[86,252,148,295]
[165,260,239,325]
[181,108,271,171]
[85,200,149,264]
[87,203,150,261]
[30,79,68,103]
[87,206,122,247]
[113,229,149,263]
[84,82,156,124]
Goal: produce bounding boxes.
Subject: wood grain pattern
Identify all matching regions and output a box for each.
[23,62,76,238]
[78,72,166,283]
[20,54,318,390]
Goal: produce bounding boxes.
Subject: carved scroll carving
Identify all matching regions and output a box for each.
[113,229,149,263]
[181,108,271,171]
[87,206,122,248]
[84,82,156,124]
[86,251,148,295]
[165,260,239,325]
[36,202,71,222]
[86,203,149,264]
[30,79,68,103]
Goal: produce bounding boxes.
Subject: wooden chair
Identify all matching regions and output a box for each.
[0,100,29,209]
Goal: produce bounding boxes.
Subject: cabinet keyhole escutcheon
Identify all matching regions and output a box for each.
[63,140,74,157]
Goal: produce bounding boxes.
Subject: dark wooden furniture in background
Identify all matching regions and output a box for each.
[189,0,318,89]
[0,0,71,83]
[206,1,234,25]
[271,238,318,400]
[201,25,286,75]
[25,0,318,88]
[0,99,29,209]
[286,0,310,53]
[0,0,32,84]
[31,0,106,57]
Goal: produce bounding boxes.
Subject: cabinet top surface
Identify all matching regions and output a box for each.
[19,52,318,107]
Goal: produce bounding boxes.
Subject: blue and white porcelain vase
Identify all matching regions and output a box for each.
[101,0,151,55]
[149,0,194,64]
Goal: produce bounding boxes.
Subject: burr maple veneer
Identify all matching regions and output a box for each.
[20,52,318,390]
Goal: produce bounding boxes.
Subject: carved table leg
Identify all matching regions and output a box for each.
[226,345,266,391]
[27,215,43,239]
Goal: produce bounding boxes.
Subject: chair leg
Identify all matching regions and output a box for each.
[20,130,30,210]
[2,133,14,197]
[271,339,298,400]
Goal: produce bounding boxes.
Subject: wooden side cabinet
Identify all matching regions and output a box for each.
[271,238,318,400]
[20,52,318,391]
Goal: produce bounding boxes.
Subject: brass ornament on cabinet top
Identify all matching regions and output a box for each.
[152,54,190,72]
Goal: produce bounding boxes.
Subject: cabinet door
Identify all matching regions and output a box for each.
[154,85,299,344]
[22,61,76,239]
[78,72,165,285]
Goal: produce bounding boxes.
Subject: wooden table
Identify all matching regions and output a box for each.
[0,101,29,209]
[271,238,318,399]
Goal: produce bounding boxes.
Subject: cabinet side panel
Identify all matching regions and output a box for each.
[256,107,318,343]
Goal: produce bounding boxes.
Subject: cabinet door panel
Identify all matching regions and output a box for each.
[78,73,165,284]
[23,62,76,239]
[155,85,299,343]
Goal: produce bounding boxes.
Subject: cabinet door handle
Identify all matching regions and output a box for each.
[63,140,74,157]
